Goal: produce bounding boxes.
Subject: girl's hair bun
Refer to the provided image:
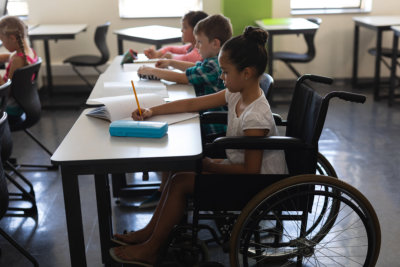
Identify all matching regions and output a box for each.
[243,26,268,46]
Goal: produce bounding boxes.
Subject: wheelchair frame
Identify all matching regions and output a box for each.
[156,75,381,267]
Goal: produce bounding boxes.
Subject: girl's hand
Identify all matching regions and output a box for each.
[155,59,170,69]
[138,65,155,75]
[161,52,173,59]
[144,47,160,59]
[131,108,153,121]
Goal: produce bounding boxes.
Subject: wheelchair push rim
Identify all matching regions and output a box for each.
[229,175,381,267]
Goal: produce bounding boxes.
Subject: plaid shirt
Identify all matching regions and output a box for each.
[186,56,227,136]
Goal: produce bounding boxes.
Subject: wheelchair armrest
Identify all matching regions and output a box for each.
[206,136,312,151]
[273,113,287,126]
[200,111,228,125]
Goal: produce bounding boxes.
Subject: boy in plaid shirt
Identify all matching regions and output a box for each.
[138,14,233,137]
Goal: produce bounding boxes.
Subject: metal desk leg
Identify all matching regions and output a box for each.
[43,39,53,92]
[389,34,399,106]
[352,24,360,87]
[117,38,123,55]
[267,35,274,103]
[374,30,383,101]
[61,167,87,267]
[94,174,113,264]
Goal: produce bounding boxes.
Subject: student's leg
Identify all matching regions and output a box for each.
[113,172,195,263]
[138,171,173,208]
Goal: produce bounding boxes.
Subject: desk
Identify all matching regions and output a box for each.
[389,26,400,106]
[51,56,202,266]
[29,24,88,92]
[114,25,182,55]
[255,18,319,77]
[352,16,400,100]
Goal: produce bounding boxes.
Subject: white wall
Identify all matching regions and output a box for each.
[23,0,221,76]
[272,0,400,79]
[21,0,400,79]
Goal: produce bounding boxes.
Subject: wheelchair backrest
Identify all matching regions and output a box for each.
[285,79,325,175]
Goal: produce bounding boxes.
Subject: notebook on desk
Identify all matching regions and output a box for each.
[86,93,199,125]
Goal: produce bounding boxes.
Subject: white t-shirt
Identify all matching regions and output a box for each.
[223,90,287,174]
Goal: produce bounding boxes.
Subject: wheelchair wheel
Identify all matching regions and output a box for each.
[230,175,381,267]
[316,152,338,177]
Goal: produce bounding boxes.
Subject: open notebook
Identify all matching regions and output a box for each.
[86,93,199,125]
[103,79,169,98]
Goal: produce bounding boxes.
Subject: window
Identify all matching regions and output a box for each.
[6,0,29,17]
[119,0,202,18]
[291,0,371,14]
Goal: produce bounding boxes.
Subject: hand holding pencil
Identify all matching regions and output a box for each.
[131,80,152,121]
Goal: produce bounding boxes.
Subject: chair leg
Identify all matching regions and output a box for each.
[0,228,39,266]
[285,62,302,78]
[72,65,94,88]
[14,129,57,170]
[4,166,38,218]
[23,129,52,156]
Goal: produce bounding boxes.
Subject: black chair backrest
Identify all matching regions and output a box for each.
[302,18,321,62]
[285,76,326,174]
[10,58,42,130]
[0,79,11,115]
[259,73,273,100]
[0,112,10,219]
[95,22,110,65]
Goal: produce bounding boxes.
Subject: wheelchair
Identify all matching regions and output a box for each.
[155,74,381,267]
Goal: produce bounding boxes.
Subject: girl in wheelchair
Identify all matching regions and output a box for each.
[110,26,287,266]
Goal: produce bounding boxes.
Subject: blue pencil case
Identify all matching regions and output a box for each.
[109,120,168,138]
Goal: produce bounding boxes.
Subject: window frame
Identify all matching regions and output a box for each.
[290,0,372,15]
[118,0,203,19]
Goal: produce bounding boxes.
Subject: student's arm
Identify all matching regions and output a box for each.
[155,59,195,71]
[0,53,11,63]
[132,89,227,120]
[138,65,189,84]
[202,128,270,174]
[6,56,25,80]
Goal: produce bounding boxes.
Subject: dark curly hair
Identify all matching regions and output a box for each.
[221,26,269,76]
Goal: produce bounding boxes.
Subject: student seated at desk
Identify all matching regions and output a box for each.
[0,16,38,116]
[137,14,232,208]
[144,10,208,63]
[110,26,287,266]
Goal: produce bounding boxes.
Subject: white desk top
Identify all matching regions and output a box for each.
[51,108,201,164]
[88,56,195,103]
[28,24,88,36]
[113,25,181,40]
[392,25,400,34]
[255,18,318,31]
[353,16,400,27]
[52,55,202,164]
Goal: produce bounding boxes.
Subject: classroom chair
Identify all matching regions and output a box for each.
[63,22,111,88]
[368,46,400,104]
[272,17,322,78]
[0,80,38,218]
[7,58,55,170]
[0,112,39,266]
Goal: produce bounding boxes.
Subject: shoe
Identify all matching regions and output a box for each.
[109,247,153,267]
[139,191,161,209]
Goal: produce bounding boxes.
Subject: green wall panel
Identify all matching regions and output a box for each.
[222,0,272,36]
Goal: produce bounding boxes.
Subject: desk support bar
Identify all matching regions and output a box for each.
[352,25,359,87]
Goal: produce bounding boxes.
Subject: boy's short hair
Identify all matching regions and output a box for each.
[194,14,232,46]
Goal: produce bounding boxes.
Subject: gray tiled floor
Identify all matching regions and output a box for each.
[1,80,400,266]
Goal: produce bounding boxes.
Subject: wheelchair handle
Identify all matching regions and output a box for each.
[298,74,333,85]
[328,91,366,104]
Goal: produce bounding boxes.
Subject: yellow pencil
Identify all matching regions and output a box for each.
[131,80,142,116]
